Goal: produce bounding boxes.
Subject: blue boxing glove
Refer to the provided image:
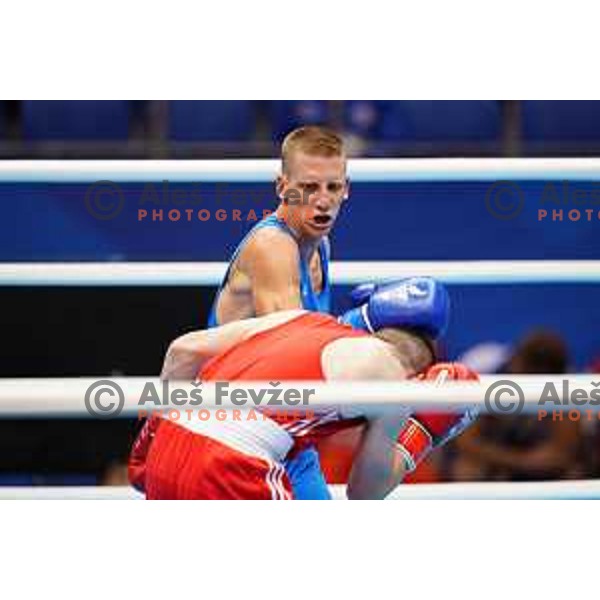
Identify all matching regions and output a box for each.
[348,282,379,307]
[339,277,449,339]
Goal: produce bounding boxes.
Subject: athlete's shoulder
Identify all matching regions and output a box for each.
[248,223,297,250]
[239,225,299,274]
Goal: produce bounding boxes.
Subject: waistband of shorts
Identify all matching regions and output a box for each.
[167,410,294,462]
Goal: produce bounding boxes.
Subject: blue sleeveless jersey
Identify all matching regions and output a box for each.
[208,213,332,499]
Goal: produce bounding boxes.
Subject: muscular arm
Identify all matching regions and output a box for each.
[160,320,255,380]
[346,416,409,500]
[160,310,306,381]
[241,228,303,315]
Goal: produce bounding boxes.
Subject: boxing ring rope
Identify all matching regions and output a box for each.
[1,375,597,498]
[0,376,597,417]
[0,260,599,286]
[5,157,600,182]
[2,480,600,500]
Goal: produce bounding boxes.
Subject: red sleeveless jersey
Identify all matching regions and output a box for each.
[201,312,367,381]
[200,312,368,445]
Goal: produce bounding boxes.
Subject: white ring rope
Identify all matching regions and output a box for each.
[1,260,599,286]
[4,158,600,182]
[0,480,599,499]
[0,376,597,417]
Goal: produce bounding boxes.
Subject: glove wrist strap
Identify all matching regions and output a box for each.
[396,417,434,472]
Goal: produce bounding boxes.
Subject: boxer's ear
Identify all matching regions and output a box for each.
[343,177,350,201]
[276,175,285,201]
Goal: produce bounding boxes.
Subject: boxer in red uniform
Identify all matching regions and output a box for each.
[129,277,477,499]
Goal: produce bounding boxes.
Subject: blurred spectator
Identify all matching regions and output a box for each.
[459,341,511,374]
[449,330,585,481]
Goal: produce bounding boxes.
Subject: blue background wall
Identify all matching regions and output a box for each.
[2,180,599,369]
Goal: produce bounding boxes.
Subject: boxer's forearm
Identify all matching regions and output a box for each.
[160,320,254,380]
[346,416,408,500]
[161,333,207,380]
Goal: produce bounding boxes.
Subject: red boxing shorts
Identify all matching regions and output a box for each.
[129,413,295,500]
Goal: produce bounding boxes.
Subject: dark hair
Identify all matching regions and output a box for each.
[510,330,568,374]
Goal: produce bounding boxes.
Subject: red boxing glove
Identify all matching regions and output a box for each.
[396,362,480,472]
